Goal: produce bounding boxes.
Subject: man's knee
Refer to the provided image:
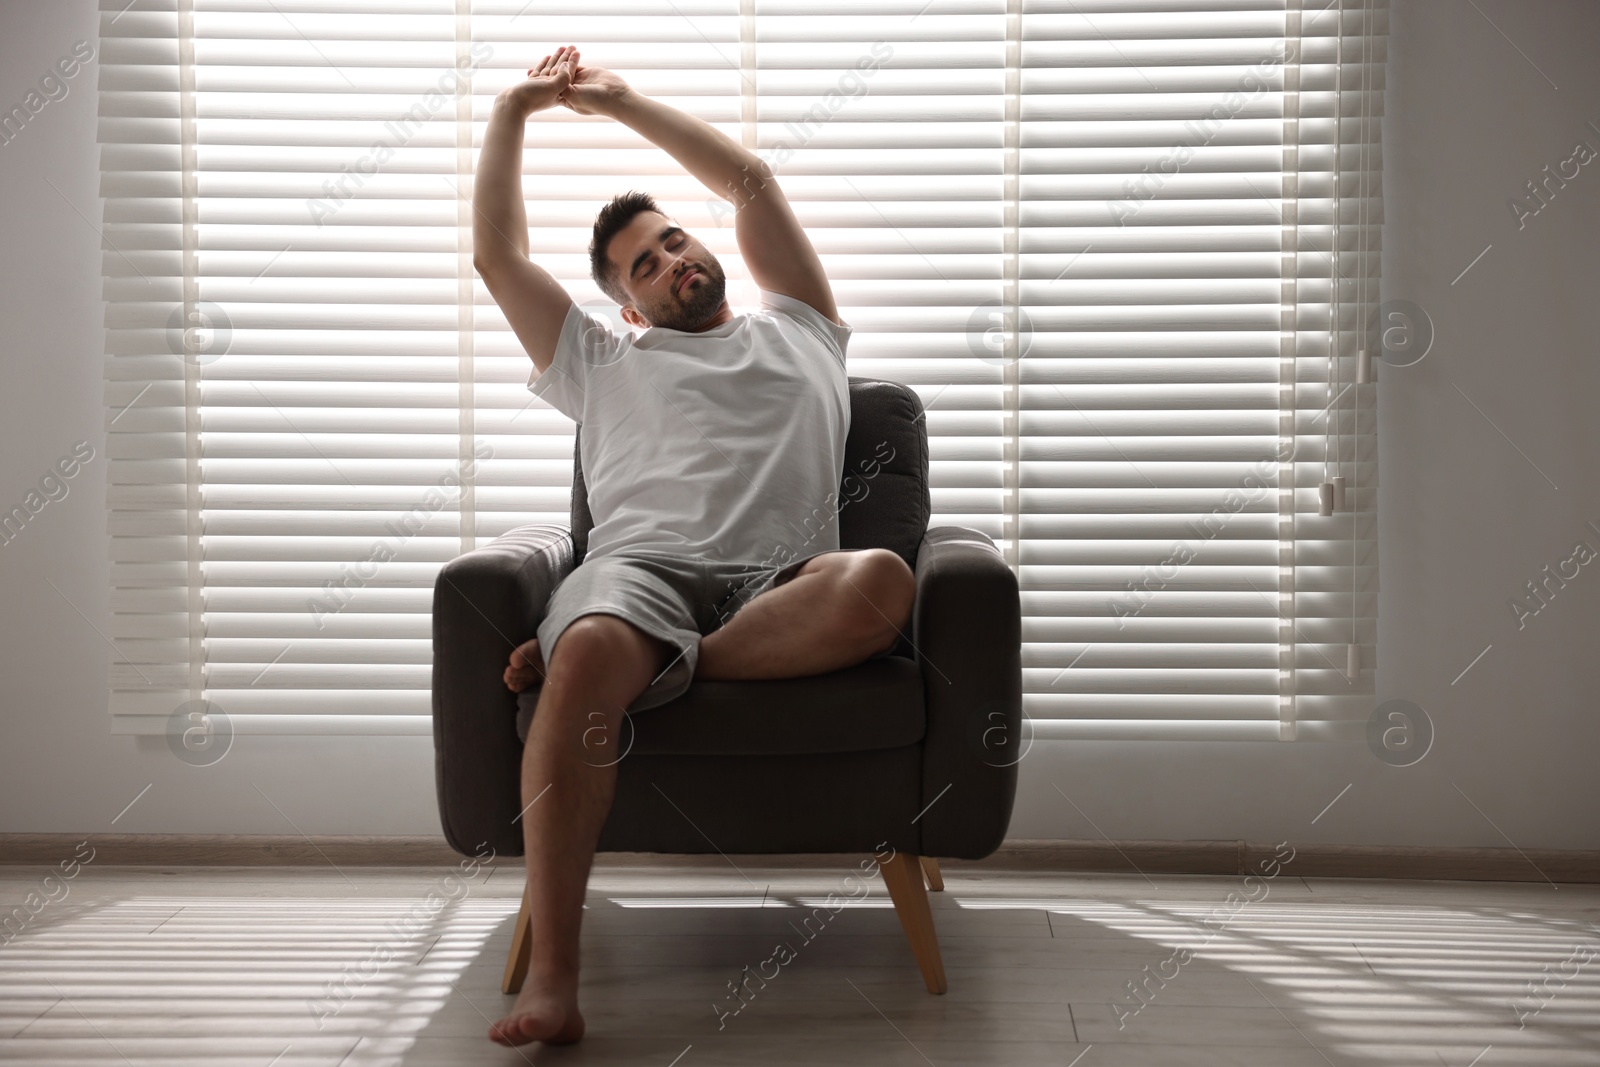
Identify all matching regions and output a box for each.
[843,549,915,652]
[547,613,672,685]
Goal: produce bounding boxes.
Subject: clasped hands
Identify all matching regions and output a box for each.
[498,44,631,118]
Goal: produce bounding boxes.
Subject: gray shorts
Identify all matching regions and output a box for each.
[535,548,835,711]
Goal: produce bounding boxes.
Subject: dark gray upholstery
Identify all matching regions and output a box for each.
[433,376,1020,861]
[515,655,927,756]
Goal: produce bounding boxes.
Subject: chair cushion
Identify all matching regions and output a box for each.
[515,655,925,756]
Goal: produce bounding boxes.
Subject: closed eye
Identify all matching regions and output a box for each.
[643,235,687,279]
[634,228,689,282]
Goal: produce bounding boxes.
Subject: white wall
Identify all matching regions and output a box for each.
[3,0,1596,849]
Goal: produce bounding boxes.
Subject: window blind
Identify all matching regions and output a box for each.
[98,0,1382,739]
[1016,0,1384,741]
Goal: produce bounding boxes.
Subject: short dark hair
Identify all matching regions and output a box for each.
[589,190,662,306]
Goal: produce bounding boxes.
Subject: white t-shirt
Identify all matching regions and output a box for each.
[528,289,852,570]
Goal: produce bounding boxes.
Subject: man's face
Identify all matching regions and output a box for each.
[609,211,728,331]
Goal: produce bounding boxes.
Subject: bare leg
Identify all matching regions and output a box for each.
[696,548,915,681]
[490,612,674,1047]
[506,549,915,689]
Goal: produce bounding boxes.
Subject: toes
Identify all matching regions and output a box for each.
[489,1014,531,1045]
[488,1018,522,1046]
[489,1009,576,1047]
[504,654,548,691]
[508,641,546,687]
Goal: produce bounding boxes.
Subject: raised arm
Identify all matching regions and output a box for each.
[560,48,841,327]
[473,48,581,376]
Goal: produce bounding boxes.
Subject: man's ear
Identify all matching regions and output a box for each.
[619,303,648,329]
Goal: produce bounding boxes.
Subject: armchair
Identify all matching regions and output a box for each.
[432,376,1021,995]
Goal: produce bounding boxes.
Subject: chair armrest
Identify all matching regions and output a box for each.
[911,525,1021,860]
[432,524,576,858]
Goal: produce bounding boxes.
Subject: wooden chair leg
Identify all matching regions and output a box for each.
[878,851,948,994]
[501,881,533,995]
[920,855,944,892]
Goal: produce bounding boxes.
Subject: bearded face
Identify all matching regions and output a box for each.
[635,246,728,331]
[610,211,731,332]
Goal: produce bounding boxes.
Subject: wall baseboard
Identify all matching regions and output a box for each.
[1,834,1594,883]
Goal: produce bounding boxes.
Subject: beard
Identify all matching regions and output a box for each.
[640,253,728,331]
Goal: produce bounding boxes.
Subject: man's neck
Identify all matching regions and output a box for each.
[666,302,734,332]
[692,302,734,331]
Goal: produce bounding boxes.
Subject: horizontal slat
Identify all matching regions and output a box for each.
[110,713,434,736]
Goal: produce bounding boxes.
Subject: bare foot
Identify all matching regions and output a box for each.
[504,637,546,692]
[489,983,584,1047]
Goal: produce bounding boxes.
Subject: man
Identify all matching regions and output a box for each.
[471,46,917,1047]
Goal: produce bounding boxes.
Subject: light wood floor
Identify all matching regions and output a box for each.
[1,862,1597,1065]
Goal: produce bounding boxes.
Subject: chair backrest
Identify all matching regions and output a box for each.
[569,375,931,570]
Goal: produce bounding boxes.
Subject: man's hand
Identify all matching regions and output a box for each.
[496,46,579,118]
[554,48,634,117]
